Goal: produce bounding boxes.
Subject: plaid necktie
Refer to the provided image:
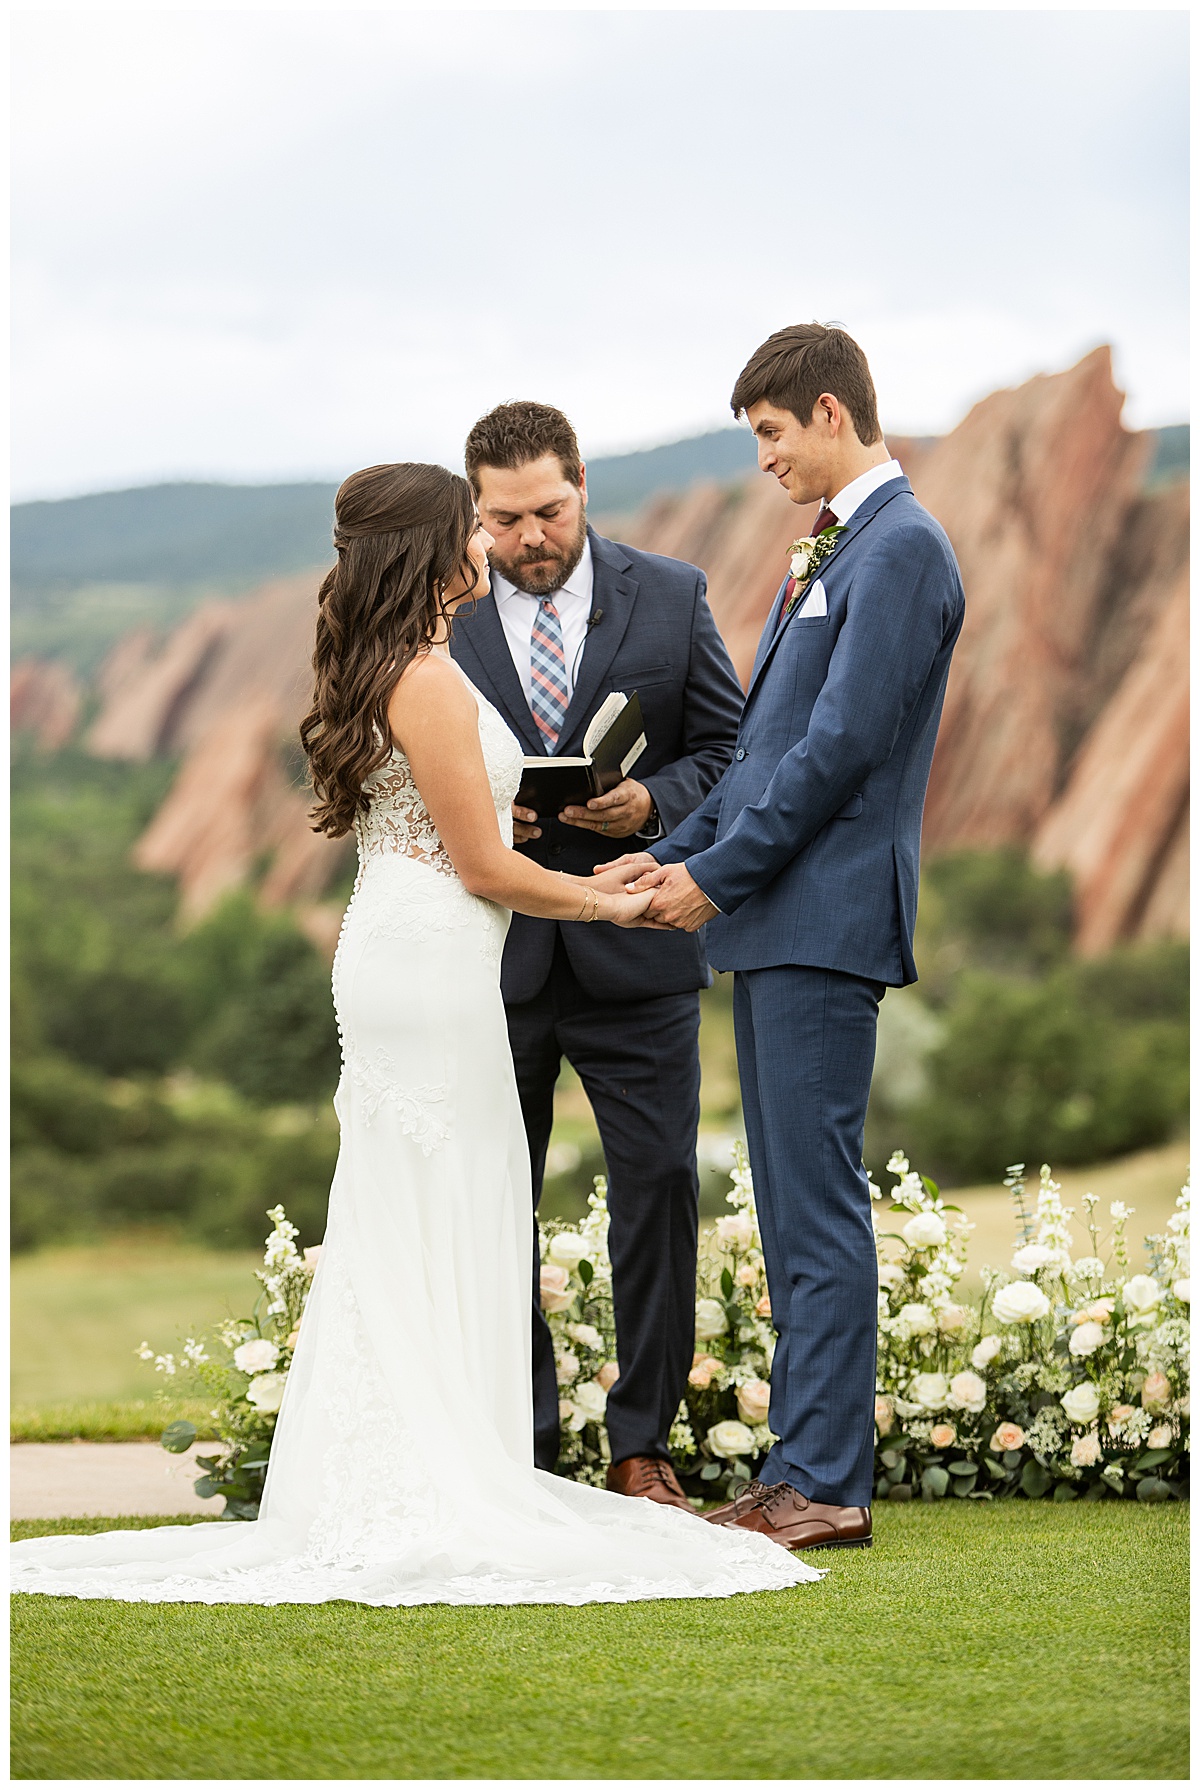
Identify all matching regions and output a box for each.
[529,597,569,748]
[779,503,839,626]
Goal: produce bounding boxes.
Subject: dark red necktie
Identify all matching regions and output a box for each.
[780,504,839,621]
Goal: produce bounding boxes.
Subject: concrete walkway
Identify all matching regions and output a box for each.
[11,1442,219,1520]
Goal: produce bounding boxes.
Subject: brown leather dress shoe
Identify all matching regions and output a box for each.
[606,1456,694,1511]
[705,1480,872,1550]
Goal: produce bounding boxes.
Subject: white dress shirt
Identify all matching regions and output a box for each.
[828,456,904,524]
[491,538,595,705]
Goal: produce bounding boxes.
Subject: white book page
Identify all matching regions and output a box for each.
[582,691,629,759]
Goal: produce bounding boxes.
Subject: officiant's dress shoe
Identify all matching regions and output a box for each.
[705,1480,872,1551]
[606,1456,694,1511]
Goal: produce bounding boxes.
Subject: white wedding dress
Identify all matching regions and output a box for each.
[12,672,818,1607]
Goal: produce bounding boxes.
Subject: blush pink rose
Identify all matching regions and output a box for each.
[929,1422,957,1448]
[596,1361,621,1392]
[735,1379,771,1425]
[539,1263,572,1313]
[1141,1371,1172,1411]
[990,1422,1026,1453]
[688,1354,723,1389]
[1070,1431,1102,1467]
[874,1396,895,1436]
[755,1293,772,1318]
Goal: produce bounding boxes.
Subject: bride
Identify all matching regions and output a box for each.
[12,464,818,1607]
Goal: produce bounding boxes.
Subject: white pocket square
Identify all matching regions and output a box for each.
[795,578,827,619]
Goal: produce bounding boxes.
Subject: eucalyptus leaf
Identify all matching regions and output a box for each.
[699,1462,722,1481]
[921,1465,949,1498]
[192,1476,222,1499]
[1136,1476,1171,1503]
[1136,1449,1174,1470]
[1052,1483,1079,1501]
[951,1477,976,1497]
[1020,1461,1052,1500]
[887,1483,913,1501]
[160,1420,197,1455]
[947,1461,979,1476]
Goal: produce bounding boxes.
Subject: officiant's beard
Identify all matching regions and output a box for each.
[488,509,588,597]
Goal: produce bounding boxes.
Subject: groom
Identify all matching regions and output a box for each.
[608,324,965,1550]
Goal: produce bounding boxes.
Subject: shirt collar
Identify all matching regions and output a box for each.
[493,537,594,607]
[829,457,905,525]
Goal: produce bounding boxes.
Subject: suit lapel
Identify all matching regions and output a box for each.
[452,592,544,754]
[743,477,912,709]
[555,530,638,753]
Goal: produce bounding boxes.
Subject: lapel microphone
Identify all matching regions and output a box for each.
[588,608,604,628]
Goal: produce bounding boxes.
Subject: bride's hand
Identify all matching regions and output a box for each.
[601,887,659,928]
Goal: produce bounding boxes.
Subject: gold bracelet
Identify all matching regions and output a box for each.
[589,889,601,923]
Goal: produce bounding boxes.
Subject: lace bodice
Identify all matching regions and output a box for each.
[354,677,524,878]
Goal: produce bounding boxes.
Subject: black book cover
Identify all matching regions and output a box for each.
[515,691,646,816]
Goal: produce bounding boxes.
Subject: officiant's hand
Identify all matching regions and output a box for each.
[559,778,653,838]
[511,803,542,843]
[632,861,718,933]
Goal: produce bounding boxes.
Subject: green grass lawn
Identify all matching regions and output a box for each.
[11,1502,1188,1780]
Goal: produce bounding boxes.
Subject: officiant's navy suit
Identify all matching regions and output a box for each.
[452,526,743,1471]
[652,475,965,1507]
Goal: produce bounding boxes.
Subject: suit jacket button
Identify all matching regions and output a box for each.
[735,747,746,760]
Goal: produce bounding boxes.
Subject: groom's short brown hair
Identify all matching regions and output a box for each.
[731,323,882,445]
[464,401,584,493]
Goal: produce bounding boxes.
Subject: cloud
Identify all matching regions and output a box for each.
[12,9,1187,498]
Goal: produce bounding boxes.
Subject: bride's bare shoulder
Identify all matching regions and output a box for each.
[388,650,475,743]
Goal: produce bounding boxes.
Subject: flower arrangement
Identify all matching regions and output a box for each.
[871,1156,1189,1502]
[139,1205,320,1518]
[148,1158,1189,1516]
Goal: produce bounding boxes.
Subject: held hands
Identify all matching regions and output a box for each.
[586,854,718,932]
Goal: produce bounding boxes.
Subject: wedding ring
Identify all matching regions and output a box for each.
[601,821,609,833]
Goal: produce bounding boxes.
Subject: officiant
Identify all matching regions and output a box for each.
[452,401,743,1506]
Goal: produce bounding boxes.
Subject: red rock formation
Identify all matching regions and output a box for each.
[11,659,83,751]
[80,351,1187,949]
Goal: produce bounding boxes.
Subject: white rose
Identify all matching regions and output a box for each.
[566,1323,603,1351]
[245,1371,286,1413]
[1147,1423,1173,1450]
[715,1212,755,1251]
[539,1263,573,1313]
[1069,1321,1106,1357]
[1011,1243,1056,1274]
[735,1379,772,1425]
[897,1302,936,1335]
[694,1298,728,1341]
[877,1261,905,1290]
[992,1281,1051,1325]
[1172,1278,1191,1303]
[548,1231,588,1269]
[910,1372,949,1411]
[903,1212,947,1249]
[1070,1432,1102,1467]
[572,1379,608,1424]
[707,1419,756,1459]
[555,1349,580,1387]
[789,543,815,579]
[1122,1274,1162,1313]
[1061,1382,1101,1426]
[972,1334,1003,1369]
[234,1338,279,1375]
[947,1370,988,1413]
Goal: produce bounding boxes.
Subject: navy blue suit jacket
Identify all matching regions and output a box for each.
[651,477,965,987]
[451,527,744,1004]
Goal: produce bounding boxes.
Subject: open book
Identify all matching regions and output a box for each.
[515,691,647,816]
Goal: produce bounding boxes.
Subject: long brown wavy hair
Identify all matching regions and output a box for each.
[300,462,480,838]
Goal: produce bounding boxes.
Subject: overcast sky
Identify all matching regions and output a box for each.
[12,7,1188,501]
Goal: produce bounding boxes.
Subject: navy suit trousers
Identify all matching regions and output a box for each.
[506,935,701,1472]
[734,965,883,1507]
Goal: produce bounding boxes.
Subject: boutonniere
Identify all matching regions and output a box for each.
[788,522,846,588]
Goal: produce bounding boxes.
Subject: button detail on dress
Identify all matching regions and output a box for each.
[735,747,746,761]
